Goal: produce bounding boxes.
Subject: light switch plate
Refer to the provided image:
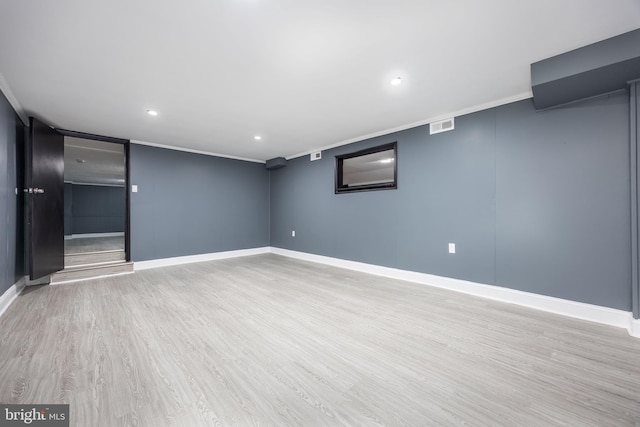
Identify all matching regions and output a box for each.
[448,243,456,254]
[132,185,138,193]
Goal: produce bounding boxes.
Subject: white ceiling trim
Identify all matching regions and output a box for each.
[0,72,27,126]
[130,139,265,164]
[286,91,533,160]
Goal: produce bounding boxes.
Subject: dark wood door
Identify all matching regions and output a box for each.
[28,117,64,280]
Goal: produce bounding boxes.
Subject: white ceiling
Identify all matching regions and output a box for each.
[1,1,639,162]
[64,137,125,186]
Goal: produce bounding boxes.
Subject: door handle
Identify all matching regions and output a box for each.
[23,188,45,194]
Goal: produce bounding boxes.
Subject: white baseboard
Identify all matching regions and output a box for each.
[270,247,639,337]
[630,318,640,338]
[0,277,27,318]
[134,247,271,270]
[65,232,125,240]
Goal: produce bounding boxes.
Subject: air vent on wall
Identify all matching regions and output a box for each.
[310,151,322,161]
[429,118,455,135]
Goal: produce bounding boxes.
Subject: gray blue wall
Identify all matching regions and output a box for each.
[270,93,631,311]
[0,91,25,295]
[129,144,269,261]
[64,183,125,235]
[0,86,633,315]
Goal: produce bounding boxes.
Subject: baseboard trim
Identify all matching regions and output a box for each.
[134,247,271,271]
[630,318,640,338]
[65,232,125,240]
[0,277,27,318]
[270,247,638,337]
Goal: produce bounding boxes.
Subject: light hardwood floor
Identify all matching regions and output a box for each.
[1,254,639,426]
[65,236,124,254]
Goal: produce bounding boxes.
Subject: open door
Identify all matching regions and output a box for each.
[27,117,64,280]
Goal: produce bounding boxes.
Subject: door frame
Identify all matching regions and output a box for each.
[56,128,131,262]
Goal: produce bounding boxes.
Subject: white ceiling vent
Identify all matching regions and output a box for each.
[429,118,455,135]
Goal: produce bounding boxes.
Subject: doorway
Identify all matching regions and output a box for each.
[27,117,131,281]
[63,136,127,266]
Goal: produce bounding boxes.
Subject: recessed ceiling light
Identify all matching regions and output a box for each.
[390,77,402,86]
[254,135,262,140]
[147,109,158,116]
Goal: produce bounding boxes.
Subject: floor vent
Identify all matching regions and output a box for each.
[429,118,455,135]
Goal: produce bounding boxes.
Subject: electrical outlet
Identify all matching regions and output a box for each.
[292,230,296,237]
[448,243,456,254]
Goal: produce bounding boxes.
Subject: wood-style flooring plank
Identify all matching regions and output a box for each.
[1,254,639,426]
